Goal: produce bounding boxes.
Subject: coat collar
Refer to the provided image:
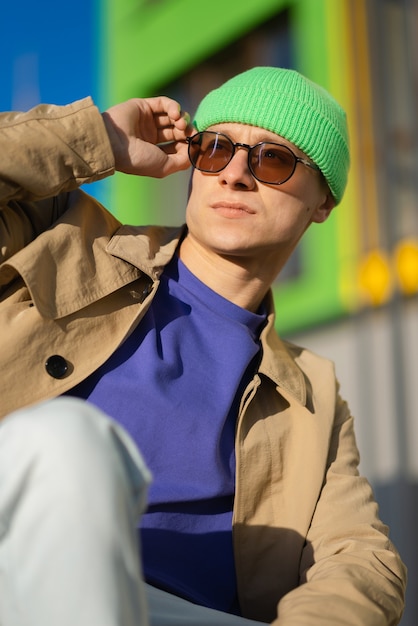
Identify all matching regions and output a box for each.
[106,223,185,279]
[0,196,184,320]
[258,292,307,406]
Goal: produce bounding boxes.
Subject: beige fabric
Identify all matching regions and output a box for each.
[0,98,407,625]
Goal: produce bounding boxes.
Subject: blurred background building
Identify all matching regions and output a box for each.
[1,0,417,622]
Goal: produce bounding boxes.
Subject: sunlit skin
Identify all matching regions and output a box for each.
[179,123,335,312]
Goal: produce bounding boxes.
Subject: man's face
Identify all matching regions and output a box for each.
[184,123,335,275]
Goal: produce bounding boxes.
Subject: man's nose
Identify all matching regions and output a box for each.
[218,147,255,188]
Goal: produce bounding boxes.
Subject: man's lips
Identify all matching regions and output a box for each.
[210,201,256,215]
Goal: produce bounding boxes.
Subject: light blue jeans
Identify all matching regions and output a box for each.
[0,398,265,626]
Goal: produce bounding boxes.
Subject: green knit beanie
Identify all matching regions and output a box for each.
[193,67,350,204]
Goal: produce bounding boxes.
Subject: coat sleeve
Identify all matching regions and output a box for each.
[0,97,115,262]
[275,390,407,626]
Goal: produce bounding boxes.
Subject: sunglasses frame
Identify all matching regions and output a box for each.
[186,131,320,185]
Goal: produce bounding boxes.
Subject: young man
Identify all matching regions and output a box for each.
[0,67,406,625]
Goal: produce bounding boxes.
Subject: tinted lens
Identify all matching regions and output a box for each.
[188,132,233,172]
[250,143,296,184]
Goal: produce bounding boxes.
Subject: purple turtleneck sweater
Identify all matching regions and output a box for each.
[68,254,266,614]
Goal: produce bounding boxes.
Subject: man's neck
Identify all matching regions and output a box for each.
[178,234,282,312]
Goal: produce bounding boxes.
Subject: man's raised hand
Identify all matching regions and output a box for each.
[102,96,195,178]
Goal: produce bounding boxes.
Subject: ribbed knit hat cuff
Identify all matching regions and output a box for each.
[193,68,350,204]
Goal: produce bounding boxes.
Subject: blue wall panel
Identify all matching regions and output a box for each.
[1,0,98,111]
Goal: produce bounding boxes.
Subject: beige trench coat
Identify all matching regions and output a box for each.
[0,98,406,625]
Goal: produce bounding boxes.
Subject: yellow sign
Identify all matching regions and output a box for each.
[358,249,392,307]
[395,239,418,296]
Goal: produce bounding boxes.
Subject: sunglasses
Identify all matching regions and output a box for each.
[186,131,320,186]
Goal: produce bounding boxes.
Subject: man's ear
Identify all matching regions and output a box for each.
[311,193,336,224]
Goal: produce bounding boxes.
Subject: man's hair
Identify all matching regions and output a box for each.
[193,67,349,204]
